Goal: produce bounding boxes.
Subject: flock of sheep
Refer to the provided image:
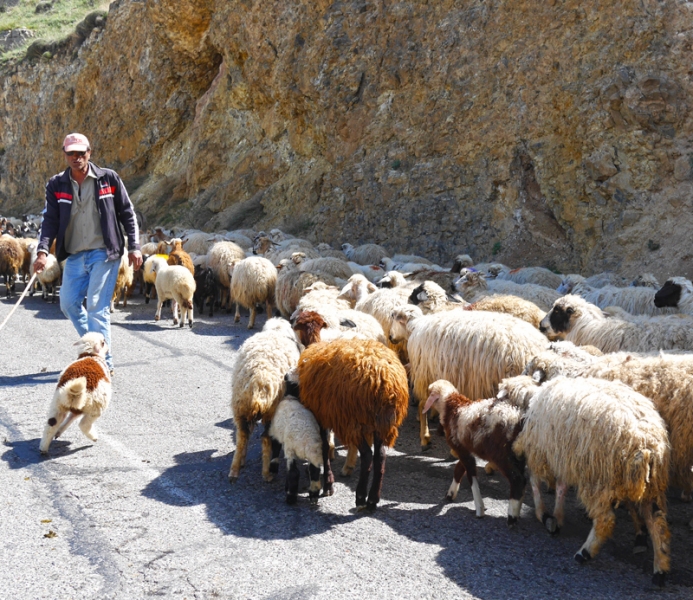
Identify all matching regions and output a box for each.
[3,221,693,588]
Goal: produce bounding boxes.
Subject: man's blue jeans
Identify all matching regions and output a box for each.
[60,249,120,370]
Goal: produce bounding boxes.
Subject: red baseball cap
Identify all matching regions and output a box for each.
[63,133,90,152]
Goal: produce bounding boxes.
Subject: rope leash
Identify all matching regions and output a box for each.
[0,272,38,333]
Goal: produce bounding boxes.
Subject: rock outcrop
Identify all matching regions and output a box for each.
[1,0,692,278]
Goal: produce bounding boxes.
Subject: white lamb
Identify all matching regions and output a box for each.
[208,240,245,311]
[152,263,196,328]
[269,393,323,505]
[341,242,388,266]
[28,242,61,303]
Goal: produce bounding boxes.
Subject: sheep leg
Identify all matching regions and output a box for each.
[328,430,335,460]
[458,450,484,517]
[500,455,526,527]
[145,282,153,304]
[229,418,251,483]
[355,439,373,509]
[261,432,275,483]
[234,302,241,324]
[628,502,648,554]
[544,480,568,534]
[641,498,671,587]
[78,415,99,442]
[530,473,549,526]
[268,435,282,477]
[341,445,358,477]
[285,459,300,505]
[39,410,68,454]
[265,301,273,322]
[171,300,179,325]
[366,434,387,511]
[574,506,616,564]
[54,412,80,439]
[155,297,163,321]
[446,444,468,502]
[248,305,257,329]
[320,428,335,496]
[308,463,321,505]
[418,399,431,450]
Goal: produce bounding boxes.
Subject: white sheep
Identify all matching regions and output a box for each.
[465,294,546,329]
[275,261,339,319]
[229,256,277,329]
[152,263,196,328]
[295,281,351,314]
[454,269,561,312]
[229,318,302,483]
[269,392,323,505]
[208,240,245,311]
[380,257,445,274]
[28,242,61,303]
[525,343,693,506]
[389,305,548,448]
[512,376,670,586]
[570,279,676,316]
[341,242,389,266]
[540,294,693,352]
[298,256,355,281]
[143,254,168,304]
[495,266,563,289]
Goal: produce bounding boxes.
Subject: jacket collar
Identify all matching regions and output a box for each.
[59,162,106,182]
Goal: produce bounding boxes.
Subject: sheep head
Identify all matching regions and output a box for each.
[73,332,108,358]
[389,305,422,344]
[292,310,327,347]
[424,380,458,414]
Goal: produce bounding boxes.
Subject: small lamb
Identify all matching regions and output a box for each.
[39,333,112,454]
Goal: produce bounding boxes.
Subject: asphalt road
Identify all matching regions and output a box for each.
[1,284,692,599]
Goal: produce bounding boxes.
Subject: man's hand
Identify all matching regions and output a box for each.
[128,251,143,271]
[33,252,48,274]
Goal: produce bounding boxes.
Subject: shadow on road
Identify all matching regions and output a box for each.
[2,437,92,468]
[142,447,359,540]
[0,370,61,387]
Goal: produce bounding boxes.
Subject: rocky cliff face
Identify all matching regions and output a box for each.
[1,0,692,278]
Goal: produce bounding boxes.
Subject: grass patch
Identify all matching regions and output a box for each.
[0,0,110,63]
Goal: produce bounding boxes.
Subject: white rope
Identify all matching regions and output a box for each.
[0,272,38,333]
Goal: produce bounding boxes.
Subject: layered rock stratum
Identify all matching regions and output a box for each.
[1,0,692,277]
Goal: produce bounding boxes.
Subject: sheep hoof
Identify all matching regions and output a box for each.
[309,492,320,505]
[173,319,179,325]
[420,443,432,453]
[651,572,666,588]
[507,516,518,528]
[365,501,378,512]
[633,534,648,554]
[179,321,184,328]
[574,549,591,564]
[189,321,193,329]
[340,467,353,477]
[263,473,275,483]
[228,473,239,484]
[322,484,334,497]
[543,515,559,535]
[285,493,298,505]
[154,315,160,321]
[445,493,455,502]
[269,462,279,475]
[234,316,240,323]
[484,463,495,475]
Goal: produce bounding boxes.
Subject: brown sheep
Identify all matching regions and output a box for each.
[0,235,23,297]
[167,238,194,276]
[297,339,409,510]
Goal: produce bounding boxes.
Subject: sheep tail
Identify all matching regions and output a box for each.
[625,449,652,502]
[63,377,87,411]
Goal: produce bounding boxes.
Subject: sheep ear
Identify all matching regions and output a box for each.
[423,393,440,414]
[72,339,82,347]
[497,388,508,400]
[367,282,377,293]
[532,369,546,384]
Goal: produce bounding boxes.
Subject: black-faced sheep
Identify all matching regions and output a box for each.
[654,277,693,315]
[512,376,670,586]
[228,318,302,483]
[39,333,112,454]
[297,338,409,510]
[540,294,693,352]
[423,379,526,525]
[408,281,468,313]
[193,265,218,317]
[389,305,548,449]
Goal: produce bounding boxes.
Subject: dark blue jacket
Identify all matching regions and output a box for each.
[38,163,140,262]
